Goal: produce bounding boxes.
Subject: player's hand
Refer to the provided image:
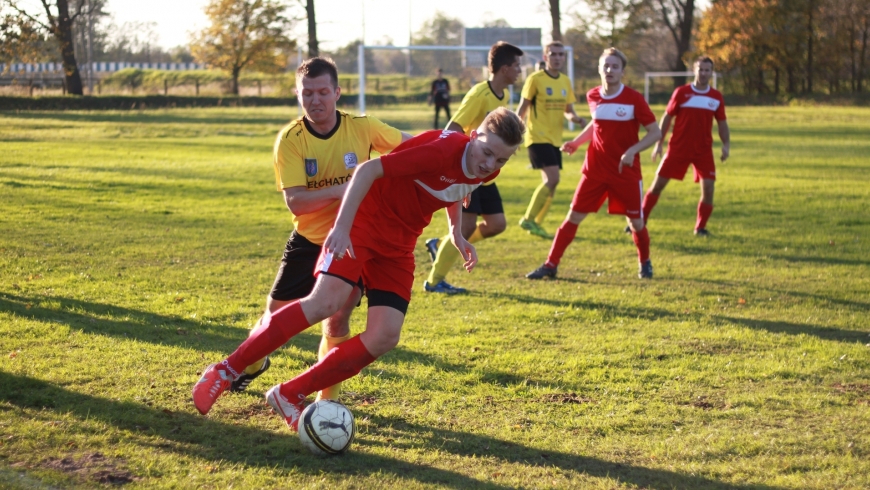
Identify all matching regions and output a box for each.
[462,193,471,209]
[721,144,730,163]
[451,236,478,272]
[323,227,355,261]
[651,143,663,162]
[619,152,636,174]
[561,140,581,155]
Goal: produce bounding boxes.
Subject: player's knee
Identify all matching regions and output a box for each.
[545,176,560,189]
[485,216,507,236]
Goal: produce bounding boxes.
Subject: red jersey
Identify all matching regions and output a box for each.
[665,84,726,157]
[583,84,656,182]
[353,130,498,252]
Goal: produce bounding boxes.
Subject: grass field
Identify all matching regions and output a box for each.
[1,104,869,489]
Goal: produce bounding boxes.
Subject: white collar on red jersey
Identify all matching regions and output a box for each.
[599,83,625,100]
[461,143,474,179]
[691,83,711,94]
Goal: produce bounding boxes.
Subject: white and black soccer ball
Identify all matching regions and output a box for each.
[298,400,356,455]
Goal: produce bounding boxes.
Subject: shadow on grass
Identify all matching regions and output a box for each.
[0,292,245,351]
[767,253,870,267]
[0,370,780,489]
[712,315,869,344]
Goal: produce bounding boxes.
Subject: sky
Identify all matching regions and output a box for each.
[102,0,559,50]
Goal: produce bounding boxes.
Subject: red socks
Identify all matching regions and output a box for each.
[632,227,651,263]
[226,301,311,373]
[696,202,714,231]
[546,221,579,267]
[642,192,660,224]
[279,334,376,399]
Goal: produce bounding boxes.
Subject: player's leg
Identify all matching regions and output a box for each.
[521,145,561,238]
[266,253,414,431]
[527,175,605,279]
[193,274,354,415]
[616,181,653,279]
[424,209,477,294]
[266,300,406,431]
[231,232,318,392]
[315,285,363,401]
[641,175,671,225]
[696,178,715,235]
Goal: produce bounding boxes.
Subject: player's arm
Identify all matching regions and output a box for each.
[620,122,662,174]
[516,98,532,121]
[323,158,383,259]
[717,119,731,162]
[563,104,586,126]
[283,184,346,216]
[445,121,463,133]
[561,120,594,155]
[446,200,477,272]
[651,113,673,161]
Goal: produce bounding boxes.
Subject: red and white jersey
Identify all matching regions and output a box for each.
[584,84,657,181]
[665,84,726,157]
[354,130,497,252]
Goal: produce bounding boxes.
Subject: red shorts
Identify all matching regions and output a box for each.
[657,151,716,183]
[315,242,415,303]
[570,174,644,219]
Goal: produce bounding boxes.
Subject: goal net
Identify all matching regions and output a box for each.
[347,44,574,131]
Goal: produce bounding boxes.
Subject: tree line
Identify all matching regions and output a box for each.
[2,0,869,97]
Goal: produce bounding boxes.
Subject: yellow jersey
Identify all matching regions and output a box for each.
[520,70,576,147]
[273,110,403,244]
[450,80,509,135]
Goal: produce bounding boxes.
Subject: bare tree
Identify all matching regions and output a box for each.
[305,0,317,57]
[549,0,563,41]
[651,0,695,86]
[5,0,97,94]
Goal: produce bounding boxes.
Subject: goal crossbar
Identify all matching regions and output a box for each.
[644,71,721,102]
[357,44,574,118]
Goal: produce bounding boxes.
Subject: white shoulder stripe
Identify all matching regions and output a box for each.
[414,180,480,202]
[593,103,635,121]
[680,95,720,111]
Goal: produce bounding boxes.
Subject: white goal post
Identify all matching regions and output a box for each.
[644,71,721,102]
[357,44,574,120]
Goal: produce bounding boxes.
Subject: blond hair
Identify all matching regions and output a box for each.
[600,47,628,69]
[481,107,525,147]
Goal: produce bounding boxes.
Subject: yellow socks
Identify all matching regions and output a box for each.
[524,183,550,221]
[468,226,484,244]
[535,195,553,225]
[315,332,353,401]
[427,237,460,285]
[244,357,267,375]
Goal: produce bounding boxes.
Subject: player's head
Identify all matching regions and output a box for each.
[598,47,627,86]
[437,68,443,77]
[296,57,340,125]
[467,107,525,179]
[489,42,524,84]
[544,41,566,72]
[694,56,714,86]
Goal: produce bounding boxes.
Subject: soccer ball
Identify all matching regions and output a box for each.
[298,400,356,455]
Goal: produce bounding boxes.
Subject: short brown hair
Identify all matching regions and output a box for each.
[296,57,338,88]
[600,47,628,69]
[545,41,565,53]
[694,56,714,68]
[481,107,525,147]
[489,41,524,73]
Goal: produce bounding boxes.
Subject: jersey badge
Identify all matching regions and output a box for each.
[305,158,318,177]
[343,152,358,169]
[546,87,553,96]
[562,89,567,96]
[708,100,715,108]
[616,107,627,117]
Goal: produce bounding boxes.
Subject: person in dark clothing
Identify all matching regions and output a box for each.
[429,68,451,128]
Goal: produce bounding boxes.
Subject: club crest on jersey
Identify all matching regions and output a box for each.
[562,89,567,96]
[546,87,553,96]
[305,158,318,177]
[343,152,358,169]
[708,100,715,108]
[616,107,627,117]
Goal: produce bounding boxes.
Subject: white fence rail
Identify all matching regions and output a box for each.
[1,62,206,74]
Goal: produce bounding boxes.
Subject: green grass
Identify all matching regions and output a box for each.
[0,104,868,489]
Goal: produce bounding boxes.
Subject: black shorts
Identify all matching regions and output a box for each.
[270,231,362,301]
[528,143,562,170]
[463,183,504,215]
